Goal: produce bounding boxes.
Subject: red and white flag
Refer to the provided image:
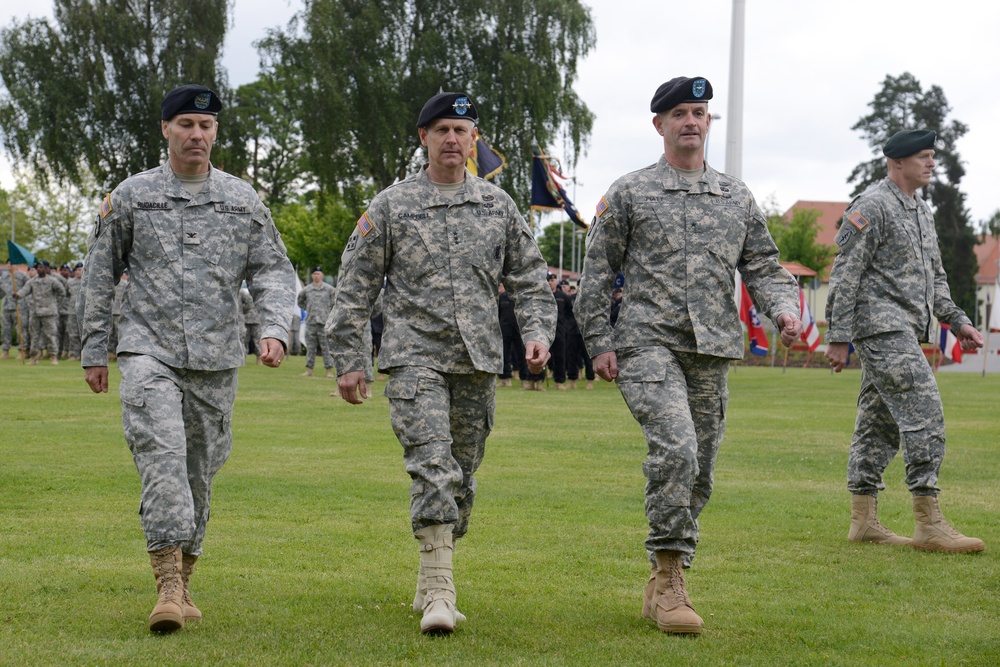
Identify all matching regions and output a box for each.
[798,287,820,352]
[939,323,962,363]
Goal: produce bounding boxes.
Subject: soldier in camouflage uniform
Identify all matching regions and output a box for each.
[825,129,984,554]
[326,91,556,635]
[1,268,28,358]
[63,264,83,359]
[17,261,68,364]
[78,85,296,633]
[576,77,802,635]
[297,267,337,377]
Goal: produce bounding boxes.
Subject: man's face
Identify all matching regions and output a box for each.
[74,268,83,279]
[896,149,935,189]
[419,119,477,173]
[312,271,324,284]
[654,103,711,158]
[547,276,558,292]
[161,113,218,174]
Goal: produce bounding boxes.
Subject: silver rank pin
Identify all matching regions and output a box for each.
[452,97,472,115]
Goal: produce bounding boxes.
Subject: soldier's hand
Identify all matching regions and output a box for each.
[777,312,802,348]
[825,342,850,373]
[593,350,618,382]
[84,366,109,393]
[337,371,369,405]
[956,324,984,350]
[259,337,286,368]
[524,341,551,375]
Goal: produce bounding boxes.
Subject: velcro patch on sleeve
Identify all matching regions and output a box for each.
[357,211,374,237]
[596,196,609,218]
[848,210,869,231]
[100,194,113,219]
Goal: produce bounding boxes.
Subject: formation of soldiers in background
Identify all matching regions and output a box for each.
[3,261,618,390]
[1,261,85,364]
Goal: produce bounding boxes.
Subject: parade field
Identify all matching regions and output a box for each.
[1,360,997,666]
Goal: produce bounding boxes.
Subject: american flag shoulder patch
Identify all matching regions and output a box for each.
[848,210,869,231]
[595,196,609,218]
[100,194,113,219]
[357,211,374,237]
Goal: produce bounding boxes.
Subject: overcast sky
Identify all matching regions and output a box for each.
[3,0,999,226]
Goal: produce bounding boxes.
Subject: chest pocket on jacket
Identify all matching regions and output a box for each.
[189,208,252,278]
[389,216,446,283]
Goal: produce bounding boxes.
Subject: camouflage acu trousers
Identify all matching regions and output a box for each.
[848,331,944,497]
[29,313,58,356]
[616,347,729,556]
[1,310,19,350]
[118,353,238,554]
[304,321,334,370]
[384,367,495,538]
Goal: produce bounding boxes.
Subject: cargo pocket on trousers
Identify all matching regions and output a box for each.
[119,380,146,454]
[383,372,419,400]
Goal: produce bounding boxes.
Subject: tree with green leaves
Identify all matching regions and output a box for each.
[1,188,37,254]
[0,0,230,193]
[274,189,371,281]
[214,76,310,206]
[6,171,93,265]
[766,207,836,276]
[848,72,978,314]
[258,0,595,211]
[981,210,1000,239]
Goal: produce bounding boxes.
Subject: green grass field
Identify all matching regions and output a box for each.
[1,358,997,666]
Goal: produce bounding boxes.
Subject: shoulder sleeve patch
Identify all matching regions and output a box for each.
[357,211,374,237]
[596,196,609,218]
[848,210,869,231]
[100,194,113,219]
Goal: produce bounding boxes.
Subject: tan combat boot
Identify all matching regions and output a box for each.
[326,369,334,379]
[912,495,985,553]
[50,356,59,365]
[301,368,313,377]
[0,350,9,359]
[180,553,202,621]
[28,353,39,365]
[412,545,466,622]
[415,524,460,634]
[848,495,913,546]
[649,551,703,634]
[148,546,185,632]
[641,560,659,620]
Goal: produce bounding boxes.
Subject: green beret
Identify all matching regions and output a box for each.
[650,77,713,113]
[416,92,478,128]
[161,84,222,121]
[883,130,936,159]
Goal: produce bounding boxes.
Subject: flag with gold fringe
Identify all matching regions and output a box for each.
[530,145,587,229]
[467,136,506,180]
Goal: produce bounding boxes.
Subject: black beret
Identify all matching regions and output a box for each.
[416,92,478,128]
[161,84,222,121]
[650,76,713,113]
[311,266,323,273]
[882,130,936,159]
